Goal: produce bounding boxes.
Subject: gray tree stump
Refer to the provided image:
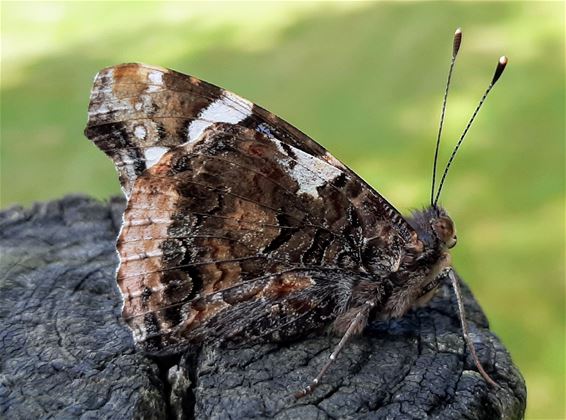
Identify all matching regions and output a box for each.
[0,196,526,419]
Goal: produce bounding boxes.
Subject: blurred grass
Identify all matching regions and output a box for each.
[1,2,564,418]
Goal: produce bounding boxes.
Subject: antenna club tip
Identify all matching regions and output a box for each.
[452,28,463,57]
[491,55,508,85]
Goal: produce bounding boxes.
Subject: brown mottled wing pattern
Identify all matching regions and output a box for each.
[85,62,410,230]
[85,63,418,354]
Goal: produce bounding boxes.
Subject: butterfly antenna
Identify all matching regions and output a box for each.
[431,28,463,208]
[433,56,508,207]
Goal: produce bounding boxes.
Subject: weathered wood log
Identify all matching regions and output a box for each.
[0,196,526,419]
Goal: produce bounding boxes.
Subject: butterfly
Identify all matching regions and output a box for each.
[84,29,506,396]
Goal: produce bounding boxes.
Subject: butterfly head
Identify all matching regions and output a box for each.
[409,206,457,250]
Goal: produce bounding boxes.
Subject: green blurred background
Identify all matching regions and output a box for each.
[1,2,564,418]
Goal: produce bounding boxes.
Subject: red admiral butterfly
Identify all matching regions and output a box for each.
[85,28,507,397]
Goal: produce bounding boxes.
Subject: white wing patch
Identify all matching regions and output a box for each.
[274,140,343,198]
[144,146,169,169]
[146,70,164,93]
[134,125,147,139]
[187,91,253,142]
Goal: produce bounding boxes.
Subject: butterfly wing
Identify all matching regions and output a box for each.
[85,64,419,354]
[86,62,332,196]
[85,63,410,231]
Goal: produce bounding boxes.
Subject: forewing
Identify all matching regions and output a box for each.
[85,63,415,241]
[85,62,329,196]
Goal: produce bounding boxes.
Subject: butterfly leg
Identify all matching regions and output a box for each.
[294,302,373,398]
[447,269,498,387]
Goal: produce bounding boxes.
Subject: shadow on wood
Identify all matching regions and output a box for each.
[0,196,526,419]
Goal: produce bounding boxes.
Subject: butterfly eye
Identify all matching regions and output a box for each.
[432,216,456,246]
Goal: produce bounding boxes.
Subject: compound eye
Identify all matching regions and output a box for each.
[432,216,456,246]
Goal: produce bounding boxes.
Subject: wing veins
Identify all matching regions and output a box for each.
[129,176,340,236]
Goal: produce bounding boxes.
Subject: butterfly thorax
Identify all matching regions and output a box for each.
[377,206,457,318]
